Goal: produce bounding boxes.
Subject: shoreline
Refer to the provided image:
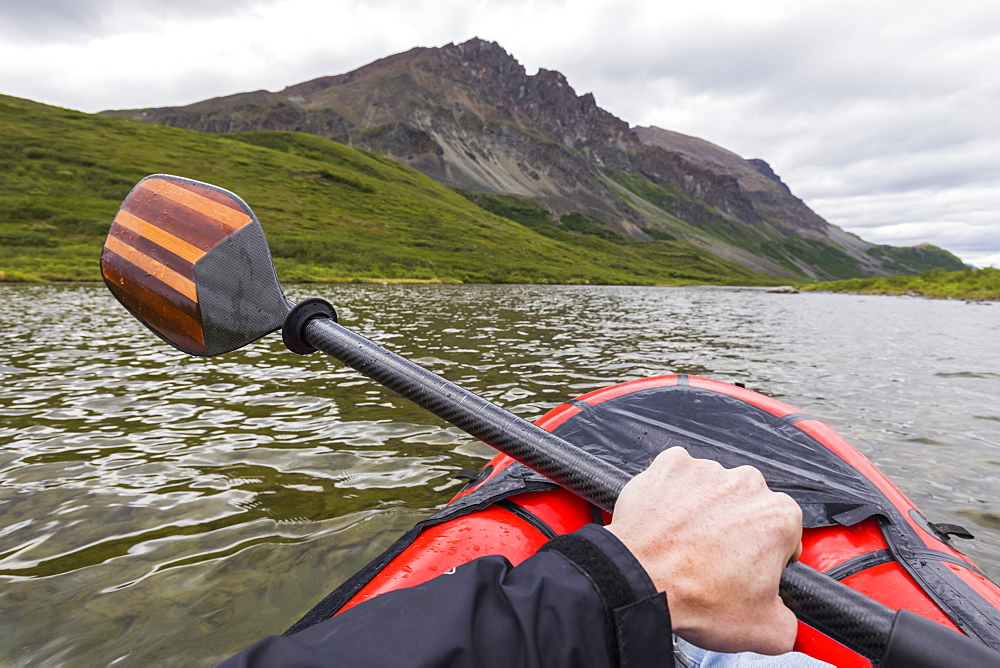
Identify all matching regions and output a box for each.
[0,274,779,289]
[5,275,996,302]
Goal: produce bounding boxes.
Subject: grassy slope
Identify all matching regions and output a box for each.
[0,95,768,285]
[803,268,1000,300]
[865,243,967,274]
[608,171,870,279]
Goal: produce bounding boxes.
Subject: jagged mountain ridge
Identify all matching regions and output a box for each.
[105,38,963,279]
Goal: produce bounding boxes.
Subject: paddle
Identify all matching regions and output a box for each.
[102,174,999,666]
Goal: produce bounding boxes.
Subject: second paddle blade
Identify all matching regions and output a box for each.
[101,174,290,356]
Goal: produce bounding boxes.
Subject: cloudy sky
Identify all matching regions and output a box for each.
[3,0,998,267]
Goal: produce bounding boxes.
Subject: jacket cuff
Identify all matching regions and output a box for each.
[542,524,674,666]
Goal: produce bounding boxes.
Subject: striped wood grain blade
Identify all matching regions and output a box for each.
[102,175,289,356]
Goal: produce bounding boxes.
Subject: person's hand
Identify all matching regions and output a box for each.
[606,447,802,655]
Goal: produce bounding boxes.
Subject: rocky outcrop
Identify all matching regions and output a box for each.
[103,38,964,279]
[748,159,791,193]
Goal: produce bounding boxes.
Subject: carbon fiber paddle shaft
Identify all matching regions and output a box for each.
[303,316,900,659]
[303,316,630,511]
[781,560,894,658]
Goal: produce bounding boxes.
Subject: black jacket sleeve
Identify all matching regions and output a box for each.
[220,524,674,667]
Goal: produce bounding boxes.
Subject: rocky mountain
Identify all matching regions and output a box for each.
[104,38,964,279]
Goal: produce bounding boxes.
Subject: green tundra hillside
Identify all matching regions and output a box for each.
[804,267,1000,301]
[0,94,767,285]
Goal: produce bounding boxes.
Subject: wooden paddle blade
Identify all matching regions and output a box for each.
[101,174,291,356]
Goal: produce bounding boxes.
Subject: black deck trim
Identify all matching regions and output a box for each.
[777,412,814,426]
[823,547,989,583]
[496,499,559,539]
[824,550,895,581]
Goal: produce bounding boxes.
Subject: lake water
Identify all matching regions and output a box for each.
[1,283,998,665]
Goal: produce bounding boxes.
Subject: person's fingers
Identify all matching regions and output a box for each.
[780,493,804,562]
[765,490,803,563]
[752,596,799,655]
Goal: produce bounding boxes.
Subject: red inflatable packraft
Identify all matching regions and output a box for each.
[287,375,1000,665]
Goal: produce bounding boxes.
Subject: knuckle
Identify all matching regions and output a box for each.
[654,446,686,465]
[731,464,767,488]
[777,493,802,521]
[698,457,725,475]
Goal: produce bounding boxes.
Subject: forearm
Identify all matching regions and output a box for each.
[221,524,673,667]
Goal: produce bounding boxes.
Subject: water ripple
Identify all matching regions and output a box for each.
[0,283,998,664]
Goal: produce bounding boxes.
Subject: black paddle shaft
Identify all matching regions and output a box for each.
[298,313,997,665]
[301,314,629,510]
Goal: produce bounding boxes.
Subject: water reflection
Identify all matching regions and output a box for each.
[1,283,998,664]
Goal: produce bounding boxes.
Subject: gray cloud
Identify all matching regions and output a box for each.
[2,0,998,266]
[0,0,105,42]
[0,0,281,44]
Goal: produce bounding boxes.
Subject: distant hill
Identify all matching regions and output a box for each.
[104,38,966,279]
[0,94,767,285]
